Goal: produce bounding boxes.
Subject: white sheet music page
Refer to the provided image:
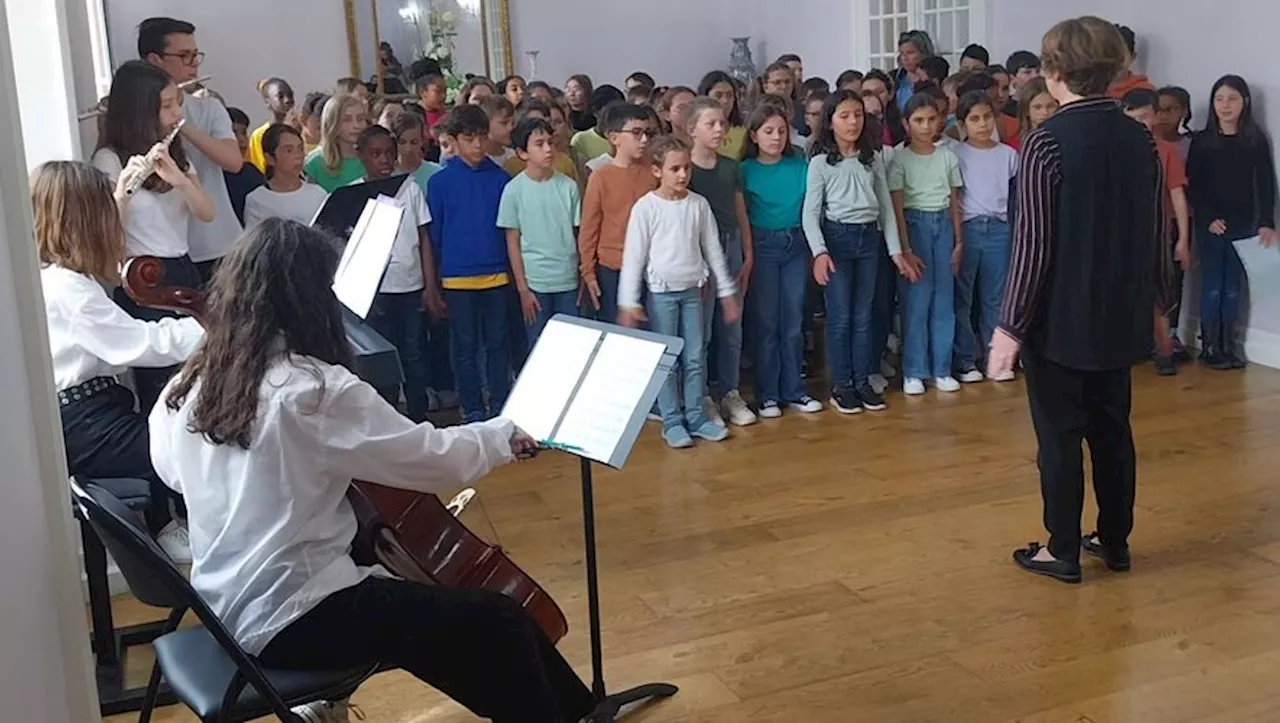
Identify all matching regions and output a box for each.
[500,320,603,442]
[332,195,404,319]
[553,333,667,464]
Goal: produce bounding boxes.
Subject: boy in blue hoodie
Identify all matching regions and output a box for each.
[427,105,515,422]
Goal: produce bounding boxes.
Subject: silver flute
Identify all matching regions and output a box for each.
[123,119,186,196]
[78,75,212,120]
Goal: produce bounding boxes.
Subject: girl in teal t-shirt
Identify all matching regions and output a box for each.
[304,93,369,192]
[741,102,819,418]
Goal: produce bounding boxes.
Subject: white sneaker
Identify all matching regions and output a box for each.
[934,376,961,392]
[869,373,889,395]
[958,368,985,384]
[991,369,1016,382]
[291,700,351,723]
[903,377,926,395]
[156,521,192,565]
[701,396,725,427]
[788,395,824,413]
[720,390,758,426]
[758,400,783,418]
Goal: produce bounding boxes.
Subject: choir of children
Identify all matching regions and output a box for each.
[64,16,1279,454]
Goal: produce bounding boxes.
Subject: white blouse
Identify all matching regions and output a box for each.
[149,353,517,654]
[91,147,192,259]
[41,265,203,392]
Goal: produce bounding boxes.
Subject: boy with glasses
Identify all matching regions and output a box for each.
[139,16,245,284]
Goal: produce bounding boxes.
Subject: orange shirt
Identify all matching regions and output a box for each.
[1156,138,1187,224]
[1108,73,1156,100]
[998,114,1022,151]
[577,163,656,280]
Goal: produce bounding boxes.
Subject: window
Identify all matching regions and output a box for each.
[857,0,987,73]
[85,0,113,99]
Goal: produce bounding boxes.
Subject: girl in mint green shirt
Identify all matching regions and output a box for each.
[741,103,819,417]
[304,93,368,192]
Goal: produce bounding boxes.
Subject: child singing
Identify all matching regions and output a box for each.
[618,135,740,449]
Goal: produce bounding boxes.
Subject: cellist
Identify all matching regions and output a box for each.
[148,218,595,723]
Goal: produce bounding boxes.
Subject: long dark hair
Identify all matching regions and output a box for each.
[166,219,353,448]
[863,68,905,146]
[99,60,189,193]
[697,70,744,126]
[811,90,880,166]
[1204,74,1265,148]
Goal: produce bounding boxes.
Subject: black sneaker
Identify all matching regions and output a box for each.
[829,388,863,414]
[1154,355,1177,376]
[855,383,887,411]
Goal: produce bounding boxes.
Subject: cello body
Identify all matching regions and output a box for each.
[122,256,568,643]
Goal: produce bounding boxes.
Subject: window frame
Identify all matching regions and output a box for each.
[853,0,989,74]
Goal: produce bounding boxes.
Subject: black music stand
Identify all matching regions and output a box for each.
[501,316,682,721]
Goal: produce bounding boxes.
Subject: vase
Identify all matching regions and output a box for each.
[727,37,756,85]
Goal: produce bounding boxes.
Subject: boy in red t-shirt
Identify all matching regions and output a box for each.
[1123,89,1191,374]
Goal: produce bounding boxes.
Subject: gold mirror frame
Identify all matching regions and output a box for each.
[343,0,512,82]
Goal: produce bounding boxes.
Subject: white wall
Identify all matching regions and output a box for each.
[508,0,749,89]
[0,0,104,719]
[104,0,351,124]
[5,0,81,169]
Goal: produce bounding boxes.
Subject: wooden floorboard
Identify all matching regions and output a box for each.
[103,364,1280,721]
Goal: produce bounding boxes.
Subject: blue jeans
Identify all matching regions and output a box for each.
[871,243,896,370]
[648,288,710,431]
[1199,228,1245,327]
[369,291,430,420]
[751,227,809,403]
[900,209,956,380]
[595,265,620,324]
[703,228,744,398]
[822,221,882,390]
[954,217,1010,369]
[527,289,582,345]
[445,286,513,422]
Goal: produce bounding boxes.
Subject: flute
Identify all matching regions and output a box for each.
[123,119,187,196]
[78,76,212,120]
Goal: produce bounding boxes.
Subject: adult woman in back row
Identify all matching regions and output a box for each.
[895,29,936,111]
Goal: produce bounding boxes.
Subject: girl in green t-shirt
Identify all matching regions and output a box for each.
[303,93,368,192]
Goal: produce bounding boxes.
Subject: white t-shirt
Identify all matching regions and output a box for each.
[243,182,330,229]
[953,142,1018,222]
[182,93,244,263]
[586,153,612,172]
[618,191,737,309]
[353,176,432,294]
[41,265,203,391]
[91,147,192,259]
[150,353,516,654]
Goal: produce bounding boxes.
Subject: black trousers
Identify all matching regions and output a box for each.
[61,385,171,533]
[112,255,201,414]
[259,577,595,723]
[1022,349,1136,562]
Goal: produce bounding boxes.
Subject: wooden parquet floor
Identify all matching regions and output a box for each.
[105,364,1280,722]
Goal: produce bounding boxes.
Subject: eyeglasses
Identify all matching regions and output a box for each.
[161,50,205,66]
[622,128,656,139]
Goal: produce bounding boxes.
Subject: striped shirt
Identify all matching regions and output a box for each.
[998,98,1174,343]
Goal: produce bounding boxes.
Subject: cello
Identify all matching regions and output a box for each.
[122,255,569,643]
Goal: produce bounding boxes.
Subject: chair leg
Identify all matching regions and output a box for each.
[138,659,162,723]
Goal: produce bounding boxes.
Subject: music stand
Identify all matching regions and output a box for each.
[501,316,682,721]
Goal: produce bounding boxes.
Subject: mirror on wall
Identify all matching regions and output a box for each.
[345,0,513,96]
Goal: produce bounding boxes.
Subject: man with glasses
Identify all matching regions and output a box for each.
[139,17,245,284]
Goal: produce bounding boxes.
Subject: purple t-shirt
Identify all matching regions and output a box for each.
[954,142,1018,222]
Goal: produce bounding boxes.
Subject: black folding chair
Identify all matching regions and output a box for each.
[69,477,379,722]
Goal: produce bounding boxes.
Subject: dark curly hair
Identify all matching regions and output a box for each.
[809,89,881,166]
[165,218,353,448]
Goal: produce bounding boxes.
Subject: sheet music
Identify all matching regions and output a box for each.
[552,333,667,464]
[331,196,404,318]
[500,320,603,441]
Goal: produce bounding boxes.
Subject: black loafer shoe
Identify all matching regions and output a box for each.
[1081,533,1131,572]
[1012,543,1082,584]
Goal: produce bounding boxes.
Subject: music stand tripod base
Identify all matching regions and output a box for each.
[588,682,679,722]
